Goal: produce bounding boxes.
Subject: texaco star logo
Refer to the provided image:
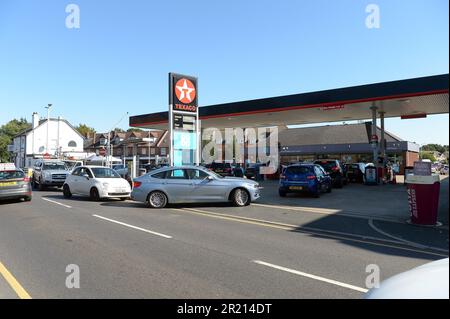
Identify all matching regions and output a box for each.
[175,78,196,104]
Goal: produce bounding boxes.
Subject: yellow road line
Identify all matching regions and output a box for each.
[173,207,448,258]
[0,261,32,299]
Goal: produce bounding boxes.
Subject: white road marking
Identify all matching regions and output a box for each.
[253,260,368,293]
[42,197,72,209]
[368,219,449,253]
[92,214,172,239]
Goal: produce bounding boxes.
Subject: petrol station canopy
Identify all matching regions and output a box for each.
[130,74,449,130]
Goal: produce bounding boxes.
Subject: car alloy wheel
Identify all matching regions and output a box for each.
[148,191,167,208]
[233,188,250,207]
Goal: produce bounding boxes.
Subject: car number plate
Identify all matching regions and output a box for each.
[289,186,303,190]
[0,181,17,187]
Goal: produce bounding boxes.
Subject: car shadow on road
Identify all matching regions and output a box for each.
[289,214,449,261]
[0,198,28,206]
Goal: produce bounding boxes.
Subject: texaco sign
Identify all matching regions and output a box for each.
[169,73,198,113]
[168,73,199,166]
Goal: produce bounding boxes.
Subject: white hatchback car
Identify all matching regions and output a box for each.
[63,166,131,201]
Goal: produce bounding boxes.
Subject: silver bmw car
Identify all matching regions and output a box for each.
[131,165,261,208]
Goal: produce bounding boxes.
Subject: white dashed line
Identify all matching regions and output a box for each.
[92,214,173,239]
[253,260,368,293]
[42,197,72,209]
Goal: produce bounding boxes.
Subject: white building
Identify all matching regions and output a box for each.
[10,112,85,168]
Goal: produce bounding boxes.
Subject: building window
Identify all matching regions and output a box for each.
[150,148,155,155]
[141,148,147,155]
[68,141,77,147]
[160,148,167,156]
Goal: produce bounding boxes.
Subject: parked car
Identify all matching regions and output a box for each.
[63,166,131,201]
[131,166,261,208]
[207,162,235,177]
[0,163,32,202]
[365,258,449,299]
[32,159,70,190]
[244,164,257,179]
[112,164,129,178]
[279,164,332,198]
[314,159,347,188]
[344,163,366,183]
[440,165,449,175]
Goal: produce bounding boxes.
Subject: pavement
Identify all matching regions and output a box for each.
[0,182,448,299]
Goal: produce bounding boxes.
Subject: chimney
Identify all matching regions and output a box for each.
[32,112,39,129]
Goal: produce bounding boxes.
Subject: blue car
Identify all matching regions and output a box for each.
[279,164,332,198]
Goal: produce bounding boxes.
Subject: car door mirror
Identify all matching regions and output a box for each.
[81,173,89,180]
[205,175,214,181]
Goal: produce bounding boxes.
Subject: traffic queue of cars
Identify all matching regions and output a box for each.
[278,159,376,198]
[1,160,262,208]
[1,158,397,206]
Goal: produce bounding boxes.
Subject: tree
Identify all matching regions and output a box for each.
[419,151,436,162]
[113,128,125,133]
[127,128,144,132]
[0,118,31,162]
[421,144,448,154]
[75,124,96,138]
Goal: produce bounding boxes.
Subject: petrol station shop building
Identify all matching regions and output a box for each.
[278,123,419,173]
[129,74,449,169]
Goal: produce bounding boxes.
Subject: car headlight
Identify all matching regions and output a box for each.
[102,182,109,189]
[43,171,51,178]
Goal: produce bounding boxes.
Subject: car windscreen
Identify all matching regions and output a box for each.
[285,166,312,174]
[208,170,224,178]
[91,168,121,178]
[43,163,67,170]
[64,162,75,170]
[0,170,25,180]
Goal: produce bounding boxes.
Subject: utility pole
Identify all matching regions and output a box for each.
[107,112,129,167]
[45,104,52,154]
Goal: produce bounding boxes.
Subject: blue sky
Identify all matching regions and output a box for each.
[0,0,448,145]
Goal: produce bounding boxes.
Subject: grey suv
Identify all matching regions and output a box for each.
[32,160,69,190]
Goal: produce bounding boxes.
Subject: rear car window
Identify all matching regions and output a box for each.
[315,161,337,170]
[0,170,25,180]
[285,166,312,174]
[151,171,166,179]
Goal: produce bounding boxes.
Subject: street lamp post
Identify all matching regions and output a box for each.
[107,112,129,167]
[44,104,52,154]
